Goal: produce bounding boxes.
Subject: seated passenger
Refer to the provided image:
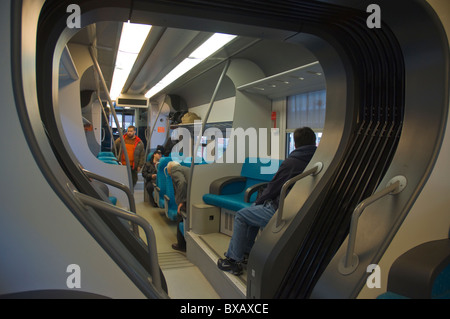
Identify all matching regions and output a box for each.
[217,127,317,275]
[166,161,190,252]
[142,150,163,207]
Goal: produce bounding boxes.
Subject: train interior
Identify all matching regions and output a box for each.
[1,0,449,299]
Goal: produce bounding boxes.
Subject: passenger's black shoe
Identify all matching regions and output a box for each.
[217,257,243,276]
[172,243,186,252]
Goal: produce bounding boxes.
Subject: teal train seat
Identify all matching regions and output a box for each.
[97,151,119,165]
[163,171,178,221]
[154,156,172,208]
[378,239,450,299]
[163,156,207,221]
[202,157,282,212]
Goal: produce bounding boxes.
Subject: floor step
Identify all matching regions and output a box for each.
[186,231,246,299]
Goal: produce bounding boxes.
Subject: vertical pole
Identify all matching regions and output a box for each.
[186,59,231,231]
[146,95,166,156]
[93,70,116,155]
[89,46,134,193]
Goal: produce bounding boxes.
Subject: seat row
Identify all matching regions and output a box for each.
[97,151,119,165]
[150,156,282,237]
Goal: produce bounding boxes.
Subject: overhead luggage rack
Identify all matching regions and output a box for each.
[237,61,325,99]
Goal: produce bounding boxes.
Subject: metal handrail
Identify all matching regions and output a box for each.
[338,175,407,275]
[72,190,163,292]
[187,59,231,232]
[146,96,166,157]
[272,162,323,233]
[93,69,116,156]
[89,46,133,193]
[82,168,138,235]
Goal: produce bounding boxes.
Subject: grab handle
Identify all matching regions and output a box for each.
[82,168,138,235]
[72,190,163,292]
[338,176,407,275]
[272,162,323,233]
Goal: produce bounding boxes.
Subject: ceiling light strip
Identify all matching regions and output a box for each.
[145,33,236,99]
[110,22,151,100]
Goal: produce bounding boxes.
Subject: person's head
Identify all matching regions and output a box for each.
[165,161,180,176]
[293,127,317,148]
[126,126,136,139]
[153,149,162,161]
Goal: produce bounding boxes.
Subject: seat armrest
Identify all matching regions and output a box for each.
[244,182,269,202]
[209,176,247,195]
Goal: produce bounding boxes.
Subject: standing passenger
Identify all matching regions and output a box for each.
[114,125,145,187]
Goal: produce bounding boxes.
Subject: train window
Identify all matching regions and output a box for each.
[286,90,326,130]
[109,110,135,129]
[216,137,229,160]
[195,135,230,163]
[285,89,325,156]
[195,135,208,160]
[286,131,322,156]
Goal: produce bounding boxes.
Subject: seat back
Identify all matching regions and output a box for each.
[98,151,115,158]
[241,157,283,182]
[97,151,119,165]
[164,173,178,221]
[156,156,171,207]
[240,158,281,200]
[202,157,282,212]
[180,156,208,167]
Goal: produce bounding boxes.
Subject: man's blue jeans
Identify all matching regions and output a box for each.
[225,201,276,262]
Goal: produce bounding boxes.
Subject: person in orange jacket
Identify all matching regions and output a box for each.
[114,125,145,186]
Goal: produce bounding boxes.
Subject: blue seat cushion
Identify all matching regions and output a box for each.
[203,193,253,212]
[155,156,172,208]
[203,158,283,212]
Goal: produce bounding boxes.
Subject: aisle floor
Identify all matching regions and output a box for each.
[133,180,220,299]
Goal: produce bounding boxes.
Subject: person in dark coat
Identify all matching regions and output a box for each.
[218,127,317,275]
[142,150,162,207]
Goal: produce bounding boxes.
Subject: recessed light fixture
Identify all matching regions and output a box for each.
[110,22,152,100]
[145,33,236,99]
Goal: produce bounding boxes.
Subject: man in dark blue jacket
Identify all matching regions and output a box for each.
[218,127,317,275]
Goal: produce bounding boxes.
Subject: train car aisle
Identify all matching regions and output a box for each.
[133,177,220,299]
